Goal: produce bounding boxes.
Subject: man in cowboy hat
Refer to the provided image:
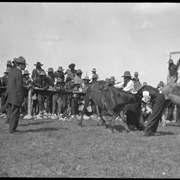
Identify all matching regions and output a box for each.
[71,69,84,118]
[63,76,74,119]
[109,76,116,86]
[47,68,55,87]
[52,78,65,118]
[6,60,12,69]
[82,75,90,92]
[91,74,99,84]
[133,72,139,82]
[115,71,134,93]
[89,68,99,83]
[0,68,11,113]
[32,70,49,115]
[31,61,44,81]
[167,58,178,83]
[65,63,77,81]
[12,58,18,68]
[132,72,142,92]
[157,81,165,90]
[46,67,55,114]
[22,70,32,116]
[6,56,27,133]
[55,66,65,82]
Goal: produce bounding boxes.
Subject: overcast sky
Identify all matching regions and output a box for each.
[0,2,180,86]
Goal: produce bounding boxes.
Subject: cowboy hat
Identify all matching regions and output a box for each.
[16,56,27,65]
[6,60,12,65]
[168,59,173,63]
[122,71,131,77]
[47,67,53,73]
[57,66,64,72]
[76,69,82,74]
[92,68,96,72]
[134,72,139,76]
[68,63,75,69]
[34,61,43,66]
[110,76,116,82]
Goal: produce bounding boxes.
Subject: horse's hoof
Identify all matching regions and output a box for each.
[78,123,83,127]
[126,129,131,133]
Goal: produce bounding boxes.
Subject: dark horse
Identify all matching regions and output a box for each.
[78,81,143,132]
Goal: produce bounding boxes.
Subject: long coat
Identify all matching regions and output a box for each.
[6,67,23,106]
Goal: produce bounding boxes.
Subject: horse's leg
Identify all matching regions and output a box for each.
[99,111,108,128]
[96,105,100,119]
[119,110,131,132]
[78,98,89,127]
[109,116,116,133]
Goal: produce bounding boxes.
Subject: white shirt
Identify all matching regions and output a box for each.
[114,82,124,88]
[123,80,134,92]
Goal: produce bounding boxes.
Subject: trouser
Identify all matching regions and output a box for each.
[5,104,10,124]
[8,103,21,132]
[36,93,45,113]
[62,94,72,117]
[0,101,8,114]
[52,93,65,115]
[46,93,53,114]
[71,94,79,116]
[21,96,28,115]
[145,93,166,134]
[1,93,6,109]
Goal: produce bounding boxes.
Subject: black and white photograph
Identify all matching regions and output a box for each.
[0,2,180,178]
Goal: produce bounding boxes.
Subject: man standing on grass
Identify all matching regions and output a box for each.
[6,56,27,133]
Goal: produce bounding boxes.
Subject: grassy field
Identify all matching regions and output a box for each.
[1,116,180,178]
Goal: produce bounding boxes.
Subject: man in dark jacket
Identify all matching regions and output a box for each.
[6,56,27,133]
[137,85,167,137]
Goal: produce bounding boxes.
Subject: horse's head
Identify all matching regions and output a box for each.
[134,92,143,103]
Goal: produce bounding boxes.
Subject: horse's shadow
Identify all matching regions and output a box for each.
[88,122,126,133]
[18,127,70,133]
[19,120,53,126]
[155,131,174,136]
